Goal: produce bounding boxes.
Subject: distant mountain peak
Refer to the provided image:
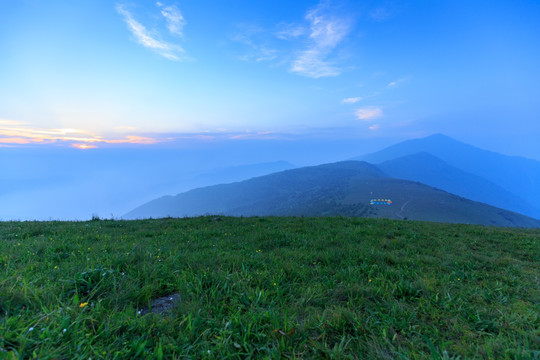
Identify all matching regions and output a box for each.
[354,134,540,219]
[425,133,453,140]
[409,133,469,147]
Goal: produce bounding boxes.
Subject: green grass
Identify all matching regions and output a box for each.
[1,216,539,359]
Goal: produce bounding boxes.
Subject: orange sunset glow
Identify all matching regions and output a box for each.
[0,120,159,148]
[72,144,97,150]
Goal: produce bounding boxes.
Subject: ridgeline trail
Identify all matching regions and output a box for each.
[395,197,413,219]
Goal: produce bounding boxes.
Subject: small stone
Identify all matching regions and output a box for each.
[138,293,181,316]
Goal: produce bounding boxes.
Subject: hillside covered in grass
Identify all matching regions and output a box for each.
[1,217,539,359]
[126,161,540,228]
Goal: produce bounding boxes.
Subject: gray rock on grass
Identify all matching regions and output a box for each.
[138,293,181,316]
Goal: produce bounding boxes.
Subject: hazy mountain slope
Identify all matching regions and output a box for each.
[354,134,540,219]
[378,152,540,218]
[149,161,297,201]
[126,161,385,219]
[125,161,540,227]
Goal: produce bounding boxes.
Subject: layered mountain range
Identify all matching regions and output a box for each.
[125,134,540,227]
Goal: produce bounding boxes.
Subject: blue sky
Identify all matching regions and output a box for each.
[1,0,539,158]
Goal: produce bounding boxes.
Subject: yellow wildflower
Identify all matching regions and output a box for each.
[79,302,89,308]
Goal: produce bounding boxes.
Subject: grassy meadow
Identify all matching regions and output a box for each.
[0,216,539,359]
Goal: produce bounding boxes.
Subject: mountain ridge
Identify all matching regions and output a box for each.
[125,160,540,228]
[378,151,540,218]
[353,134,540,219]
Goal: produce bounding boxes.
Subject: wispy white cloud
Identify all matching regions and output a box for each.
[156,2,185,37]
[291,49,341,79]
[342,96,362,104]
[291,49,341,78]
[306,5,349,48]
[232,2,353,78]
[232,24,264,45]
[237,46,279,63]
[232,24,279,62]
[229,131,275,140]
[386,76,410,88]
[368,124,380,131]
[290,3,352,78]
[342,76,409,115]
[275,23,307,40]
[356,107,383,120]
[116,4,186,61]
